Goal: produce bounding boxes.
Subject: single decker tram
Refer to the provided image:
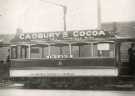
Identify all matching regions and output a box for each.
[9,30,122,89]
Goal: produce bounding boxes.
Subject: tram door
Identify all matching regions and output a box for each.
[119,41,133,75]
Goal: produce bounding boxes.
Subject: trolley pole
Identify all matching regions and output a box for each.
[40,0,67,55]
[40,0,67,32]
[97,0,101,29]
[63,6,67,31]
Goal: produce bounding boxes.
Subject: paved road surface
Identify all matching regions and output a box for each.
[0,89,135,96]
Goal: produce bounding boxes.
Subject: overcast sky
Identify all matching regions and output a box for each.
[0,0,135,34]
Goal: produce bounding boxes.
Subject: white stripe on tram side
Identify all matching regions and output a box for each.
[10,68,118,77]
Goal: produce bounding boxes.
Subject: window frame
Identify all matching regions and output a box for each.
[10,41,115,59]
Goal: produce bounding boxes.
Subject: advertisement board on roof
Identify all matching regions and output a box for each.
[13,30,115,42]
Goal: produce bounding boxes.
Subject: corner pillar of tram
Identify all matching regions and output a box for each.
[118,40,135,77]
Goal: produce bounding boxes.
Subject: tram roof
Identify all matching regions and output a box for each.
[10,39,116,46]
[0,43,9,47]
[10,30,135,45]
[115,36,135,42]
[0,40,10,47]
[10,36,135,46]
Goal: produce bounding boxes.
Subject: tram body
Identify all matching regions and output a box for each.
[10,30,118,77]
[9,30,122,88]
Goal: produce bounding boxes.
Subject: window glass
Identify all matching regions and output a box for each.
[72,45,92,57]
[31,47,42,58]
[71,43,114,58]
[11,47,17,59]
[17,46,21,58]
[79,45,92,57]
[49,45,70,58]
[94,43,114,57]
[50,46,60,55]
[72,46,79,57]
[21,46,27,58]
[11,42,115,59]
[43,47,49,58]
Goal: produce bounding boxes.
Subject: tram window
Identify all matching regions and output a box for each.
[31,47,42,58]
[50,46,60,55]
[61,46,70,55]
[80,45,92,57]
[43,47,49,58]
[72,44,92,58]
[11,47,17,59]
[17,46,21,58]
[72,46,79,57]
[31,48,39,53]
[94,43,114,57]
[21,46,27,58]
[50,45,69,55]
